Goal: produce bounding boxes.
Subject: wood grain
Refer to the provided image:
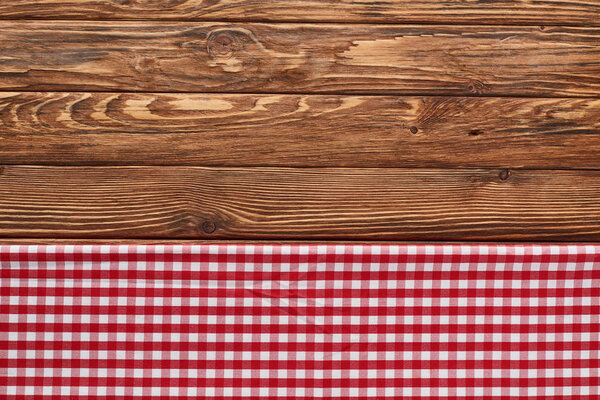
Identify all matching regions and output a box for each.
[2,92,600,168]
[1,22,599,96]
[1,166,599,241]
[0,0,599,26]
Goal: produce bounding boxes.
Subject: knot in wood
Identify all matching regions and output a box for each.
[207,31,245,58]
[202,220,217,234]
[466,79,489,95]
[499,169,511,181]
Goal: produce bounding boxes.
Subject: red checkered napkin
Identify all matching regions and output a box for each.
[1,244,599,399]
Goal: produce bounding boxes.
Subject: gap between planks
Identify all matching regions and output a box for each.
[0,0,598,26]
[0,239,598,244]
[0,18,581,27]
[3,89,600,100]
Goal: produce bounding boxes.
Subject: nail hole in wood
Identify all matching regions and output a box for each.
[409,126,418,134]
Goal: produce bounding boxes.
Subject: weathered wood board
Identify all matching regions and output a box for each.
[1,92,599,168]
[1,22,599,96]
[0,166,599,241]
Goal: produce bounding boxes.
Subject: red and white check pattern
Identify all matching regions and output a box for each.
[0,244,599,399]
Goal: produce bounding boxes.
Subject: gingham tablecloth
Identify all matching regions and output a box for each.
[1,244,599,399]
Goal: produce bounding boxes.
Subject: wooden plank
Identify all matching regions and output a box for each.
[2,92,600,168]
[0,166,599,241]
[0,0,599,26]
[1,22,599,96]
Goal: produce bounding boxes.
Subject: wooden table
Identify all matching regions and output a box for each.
[0,1,599,242]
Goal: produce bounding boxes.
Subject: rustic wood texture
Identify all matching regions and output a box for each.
[1,166,599,241]
[1,92,600,168]
[1,22,600,96]
[0,0,599,26]
[0,6,598,243]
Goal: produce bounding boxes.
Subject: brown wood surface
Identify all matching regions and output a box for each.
[1,5,598,243]
[1,166,599,241]
[0,0,599,26]
[1,92,600,168]
[1,22,599,96]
